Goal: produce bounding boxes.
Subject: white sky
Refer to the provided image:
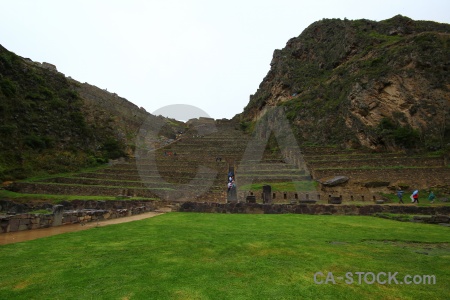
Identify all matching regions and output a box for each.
[1,0,449,120]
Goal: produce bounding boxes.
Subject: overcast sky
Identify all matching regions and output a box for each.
[1,0,449,120]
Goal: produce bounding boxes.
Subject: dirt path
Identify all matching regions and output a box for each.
[0,211,163,245]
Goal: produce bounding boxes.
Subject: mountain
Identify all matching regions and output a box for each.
[240,15,450,151]
[0,45,183,181]
[1,15,449,182]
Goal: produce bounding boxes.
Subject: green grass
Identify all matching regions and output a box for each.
[20,165,111,182]
[239,180,318,192]
[0,213,448,299]
[0,190,158,203]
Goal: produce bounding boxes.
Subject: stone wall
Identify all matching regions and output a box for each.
[3,199,449,234]
[176,201,450,217]
[238,191,318,202]
[0,200,171,233]
[237,190,387,203]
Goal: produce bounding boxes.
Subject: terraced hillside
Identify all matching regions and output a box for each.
[5,116,449,204]
[7,120,246,202]
[303,146,449,202]
[4,117,316,203]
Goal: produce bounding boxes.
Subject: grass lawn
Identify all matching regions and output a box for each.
[0,213,449,299]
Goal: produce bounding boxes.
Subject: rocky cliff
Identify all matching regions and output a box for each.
[0,45,182,181]
[241,15,450,151]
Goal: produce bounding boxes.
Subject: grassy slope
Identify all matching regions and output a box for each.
[0,46,125,181]
[0,213,448,299]
[0,45,185,182]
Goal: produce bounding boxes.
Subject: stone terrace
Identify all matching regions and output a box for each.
[9,120,248,202]
[7,120,450,204]
[302,146,450,202]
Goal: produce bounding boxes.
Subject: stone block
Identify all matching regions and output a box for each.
[31,224,41,229]
[52,205,64,227]
[20,219,31,226]
[1,223,10,233]
[9,219,20,232]
[246,196,256,203]
[18,224,29,231]
[320,176,349,187]
[31,217,41,224]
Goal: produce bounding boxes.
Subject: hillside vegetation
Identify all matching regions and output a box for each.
[241,15,450,151]
[0,45,182,181]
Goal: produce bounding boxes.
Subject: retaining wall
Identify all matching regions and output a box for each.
[177,202,450,217]
[236,191,388,203]
[0,200,172,233]
[2,199,449,234]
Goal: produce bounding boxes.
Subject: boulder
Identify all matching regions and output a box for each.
[320,176,349,187]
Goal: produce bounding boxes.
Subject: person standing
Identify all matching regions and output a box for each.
[412,190,419,204]
[428,191,436,204]
[227,181,233,193]
[396,189,404,204]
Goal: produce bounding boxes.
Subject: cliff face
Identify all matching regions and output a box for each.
[242,15,450,150]
[0,44,182,180]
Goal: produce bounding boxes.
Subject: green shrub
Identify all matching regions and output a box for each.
[61,88,79,102]
[39,87,54,99]
[377,117,420,148]
[101,138,126,159]
[24,135,47,149]
[4,167,29,180]
[23,135,54,150]
[86,156,107,166]
[0,51,19,68]
[0,124,17,135]
[0,78,17,97]
[393,126,419,148]
[49,98,66,110]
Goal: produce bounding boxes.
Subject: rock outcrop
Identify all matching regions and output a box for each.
[241,15,450,151]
